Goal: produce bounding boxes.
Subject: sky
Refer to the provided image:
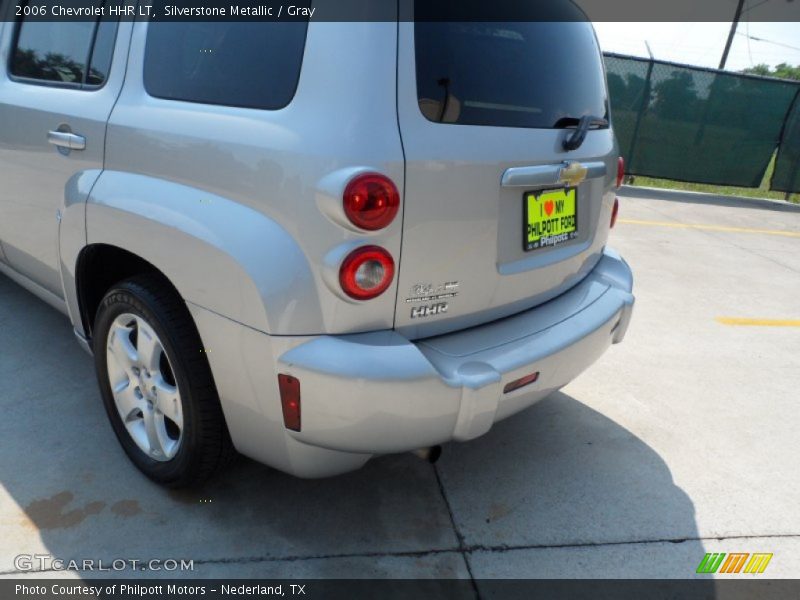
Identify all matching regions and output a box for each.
[593,22,800,71]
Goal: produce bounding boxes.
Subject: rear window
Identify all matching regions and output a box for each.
[144,22,308,110]
[415,22,608,128]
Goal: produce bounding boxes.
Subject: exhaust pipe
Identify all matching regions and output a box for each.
[413,445,442,464]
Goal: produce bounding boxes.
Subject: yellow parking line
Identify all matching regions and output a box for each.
[716,317,800,327]
[618,219,800,238]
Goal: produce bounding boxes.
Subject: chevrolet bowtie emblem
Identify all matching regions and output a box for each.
[559,161,588,187]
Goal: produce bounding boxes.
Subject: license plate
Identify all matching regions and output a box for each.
[524,187,578,251]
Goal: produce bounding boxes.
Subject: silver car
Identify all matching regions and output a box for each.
[0,4,634,486]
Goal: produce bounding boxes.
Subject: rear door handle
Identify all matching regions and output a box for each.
[47,130,86,151]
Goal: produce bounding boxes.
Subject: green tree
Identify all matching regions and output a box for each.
[652,71,700,120]
[607,72,649,111]
[742,63,800,81]
[11,49,84,83]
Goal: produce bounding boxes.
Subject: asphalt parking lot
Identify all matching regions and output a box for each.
[1,188,799,582]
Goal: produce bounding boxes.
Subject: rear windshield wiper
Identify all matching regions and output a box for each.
[556,115,609,151]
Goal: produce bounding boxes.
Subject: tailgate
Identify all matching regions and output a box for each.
[395,18,619,339]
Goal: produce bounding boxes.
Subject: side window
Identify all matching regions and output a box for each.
[86,20,117,85]
[9,15,118,88]
[143,22,308,110]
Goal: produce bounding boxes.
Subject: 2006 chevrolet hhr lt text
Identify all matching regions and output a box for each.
[0,1,634,486]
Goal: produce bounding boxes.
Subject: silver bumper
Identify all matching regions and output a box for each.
[277,247,634,455]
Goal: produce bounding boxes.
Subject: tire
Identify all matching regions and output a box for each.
[93,273,235,487]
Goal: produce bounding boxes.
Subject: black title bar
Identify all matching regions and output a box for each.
[5,579,800,600]
[2,0,800,22]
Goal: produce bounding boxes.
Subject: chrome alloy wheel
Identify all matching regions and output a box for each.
[105,313,183,461]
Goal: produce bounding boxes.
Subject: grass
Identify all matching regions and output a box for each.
[629,152,800,204]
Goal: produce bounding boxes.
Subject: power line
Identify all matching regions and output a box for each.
[735,31,800,53]
[740,0,773,13]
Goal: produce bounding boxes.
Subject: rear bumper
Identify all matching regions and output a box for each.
[277,247,634,456]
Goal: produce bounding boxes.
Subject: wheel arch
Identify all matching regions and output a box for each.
[75,244,175,339]
[79,171,325,337]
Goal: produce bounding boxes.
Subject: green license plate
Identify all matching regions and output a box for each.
[524,187,578,251]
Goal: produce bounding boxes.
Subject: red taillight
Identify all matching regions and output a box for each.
[616,157,625,189]
[503,371,540,394]
[339,245,395,300]
[343,173,400,231]
[278,374,301,431]
[610,197,620,229]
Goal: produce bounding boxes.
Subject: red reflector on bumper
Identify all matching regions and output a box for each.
[278,374,301,431]
[610,197,620,229]
[503,371,540,394]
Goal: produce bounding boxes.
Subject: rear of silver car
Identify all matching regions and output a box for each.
[268,18,634,475]
[0,3,632,483]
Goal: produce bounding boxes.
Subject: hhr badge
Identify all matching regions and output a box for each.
[406,281,459,319]
[411,303,449,319]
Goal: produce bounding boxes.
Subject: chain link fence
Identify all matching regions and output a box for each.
[773,93,800,194]
[605,52,800,194]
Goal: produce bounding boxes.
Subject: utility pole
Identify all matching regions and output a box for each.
[719,0,746,70]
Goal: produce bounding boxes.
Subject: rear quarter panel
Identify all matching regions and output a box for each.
[94,19,404,335]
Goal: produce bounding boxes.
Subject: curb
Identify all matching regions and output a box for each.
[618,186,800,213]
